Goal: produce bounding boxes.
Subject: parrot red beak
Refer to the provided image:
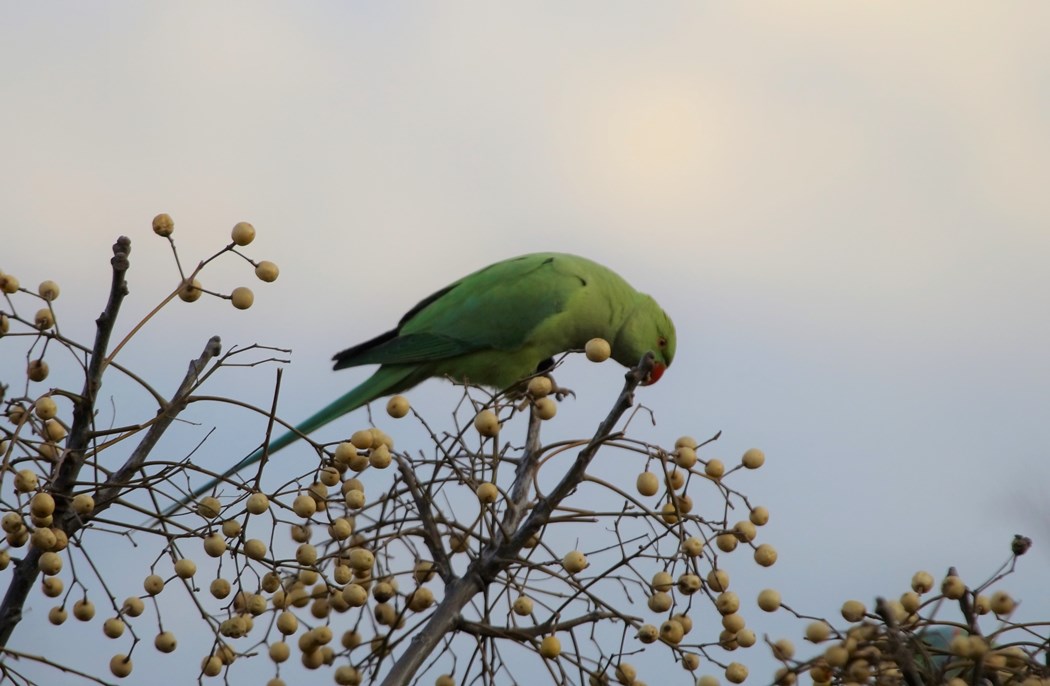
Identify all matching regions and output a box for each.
[643,361,666,385]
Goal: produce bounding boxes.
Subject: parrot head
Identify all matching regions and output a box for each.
[612,294,676,385]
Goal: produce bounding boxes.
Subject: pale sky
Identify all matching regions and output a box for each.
[2,4,1049,685]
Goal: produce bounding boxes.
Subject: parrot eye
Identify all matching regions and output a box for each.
[657,336,667,348]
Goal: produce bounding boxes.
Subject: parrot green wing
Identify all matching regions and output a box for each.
[333,254,592,369]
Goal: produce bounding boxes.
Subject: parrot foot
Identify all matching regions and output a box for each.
[550,382,576,401]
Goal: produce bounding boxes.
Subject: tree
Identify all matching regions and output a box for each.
[0,219,1045,685]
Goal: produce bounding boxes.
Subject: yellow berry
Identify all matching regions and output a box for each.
[41,576,63,597]
[666,468,686,490]
[245,491,269,514]
[705,459,725,478]
[726,662,748,684]
[722,616,744,632]
[203,533,227,557]
[368,443,392,469]
[660,619,685,644]
[675,446,698,468]
[741,448,765,469]
[534,397,557,420]
[28,359,49,382]
[14,469,38,493]
[911,570,934,593]
[334,666,361,685]
[675,435,699,449]
[296,543,318,565]
[0,273,19,294]
[109,654,133,678]
[585,338,611,362]
[840,599,866,622]
[648,591,672,612]
[716,533,738,553]
[342,583,368,607]
[682,653,700,671]
[73,598,95,621]
[941,575,966,600]
[173,558,196,579]
[681,536,703,557]
[473,409,499,437]
[716,591,740,615]
[210,578,231,599]
[275,610,299,635]
[678,573,702,595]
[749,506,769,526]
[38,551,62,575]
[990,590,1016,615]
[255,260,279,282]
[772,638,793,659]
[35,396,58,420]
[155,631,177,653]
[231,221,256,246]
[122,596,145,617]
[152,213,174,237]
[562,550,587,574]
[637,623,659,644]
[243,538,267,560]
[651,571,674,592]
[43,418,65,442]
[407,586,435,611]
[344,489,365,509]
[349,429,373,450]
[34,308,55,330]
[38,280,60,301]
[143,574,165,595]
[178,278,203,302]
[30,492,56,518]
[758,588,782,612]
[673,613,693,634]
[636,472,659,496]
[74,491,95,512]
[49,605,68,625]
[293,494,317,517]
[754,544,778,567]
[329,517,353,540]
[732,520,757,542]
[513,595,534,616]
[103,617,126,638]
[805,621,831,643]
[475,482,499,504]
[230,286,254,310]
[615,663,637,684]
[539,635,561,659]
[527,376,552,397]
[386,395,410,418]
[201,654,223,676]
[348,548,374,572]
[197,496,221,519]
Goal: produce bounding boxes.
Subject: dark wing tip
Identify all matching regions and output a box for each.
[332,329,399,370]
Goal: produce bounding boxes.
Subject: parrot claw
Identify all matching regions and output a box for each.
[551,383,576,401]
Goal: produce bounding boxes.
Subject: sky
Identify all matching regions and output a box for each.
[1,3,1049,685]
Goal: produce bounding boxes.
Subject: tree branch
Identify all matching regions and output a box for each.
[380,353,654,686]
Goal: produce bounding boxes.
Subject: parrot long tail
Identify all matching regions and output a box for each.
[160,365,419,519]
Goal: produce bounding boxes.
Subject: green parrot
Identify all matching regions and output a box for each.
[171,252,675,513]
